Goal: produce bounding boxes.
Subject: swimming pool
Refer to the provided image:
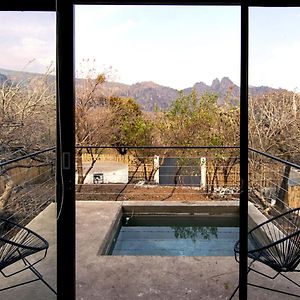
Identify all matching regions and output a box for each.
[108,214,239,256]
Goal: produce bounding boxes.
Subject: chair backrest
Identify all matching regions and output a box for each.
[248,207,300,271]
[0,217,48,270]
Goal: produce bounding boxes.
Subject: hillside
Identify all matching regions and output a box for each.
[0,67,286,111]
[101,77,284,110]
[100,81,178,111]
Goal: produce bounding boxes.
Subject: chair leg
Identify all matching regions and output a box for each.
[228,284,239,300]
[0,277,41,292]
[229,259,256,299]
[27,263,57,295]
[234,263,300,298]
[280,272,300,288]
[24,257,57,295]
[248,282,300,298]
[0,258,57,295]
[247,264,300,297]
[250,267,281,280]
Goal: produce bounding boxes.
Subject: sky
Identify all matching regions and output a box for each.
[0,11,56,74]
[0,7,300,90]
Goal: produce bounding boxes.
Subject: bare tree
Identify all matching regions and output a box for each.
[0,69,56,211]
[249,91,300,209]
[75,72,112,188]
[249,91,300,158]
[0,68,55,155]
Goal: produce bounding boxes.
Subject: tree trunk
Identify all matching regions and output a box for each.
[0,173,14,210]
[76,149,84,192]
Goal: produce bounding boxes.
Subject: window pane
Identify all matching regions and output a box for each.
[249,8,300,297]
[75,5,241,300]
[0,11,57,299]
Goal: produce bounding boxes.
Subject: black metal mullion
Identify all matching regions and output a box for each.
[240,1,249,299]
[0,0,55,11]
[56,0,75,299]
[74,0,242,4]
[249,0,300,7]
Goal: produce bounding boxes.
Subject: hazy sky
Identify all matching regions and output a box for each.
[0,11,56,74]
[0,6,300,90]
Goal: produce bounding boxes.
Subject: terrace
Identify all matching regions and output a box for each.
[1,1,300,300]
[1,146,299,299]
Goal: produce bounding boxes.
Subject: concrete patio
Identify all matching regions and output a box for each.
[0,203,57,300]
[76,201,300,300]
[1,201,299,299]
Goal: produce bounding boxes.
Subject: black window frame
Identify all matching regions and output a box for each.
[1,1,300,299]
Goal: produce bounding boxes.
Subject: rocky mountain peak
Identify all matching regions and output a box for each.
[211,78,221,90]
[220,77,234,87]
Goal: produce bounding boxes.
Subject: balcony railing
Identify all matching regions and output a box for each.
[74,145,300,220]
[249,148,300,218]
[75,146,240,202]
[1,145,299,226]
[0,147,56,227]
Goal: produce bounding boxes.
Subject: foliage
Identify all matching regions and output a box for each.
[109,97,159,181]
[109,97,153,147]
[165,89,240,148]
[172,226,218,243]
[164,89,240,191]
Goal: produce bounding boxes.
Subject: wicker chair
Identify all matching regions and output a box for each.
[230,207,300,298]
[0,216,56,294]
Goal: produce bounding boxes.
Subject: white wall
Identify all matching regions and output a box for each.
[76,167,128,184]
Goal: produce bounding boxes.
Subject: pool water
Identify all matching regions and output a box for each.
[109,215,239,256]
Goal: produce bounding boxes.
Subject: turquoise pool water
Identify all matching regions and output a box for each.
[109,215,239,256]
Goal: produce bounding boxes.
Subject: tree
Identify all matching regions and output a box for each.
[164,90,240,192]
[0,69,56,211]
[0,69,55,155]
[109,97,158,182]
[249,91,300,159]
[249,91,300,209]
[75,71,112,188]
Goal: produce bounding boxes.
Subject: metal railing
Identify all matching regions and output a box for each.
[75,145,300,216]
[1,145,299,226]
[248,148,300,217]
[0,147,56,226]
[75,146,241,202]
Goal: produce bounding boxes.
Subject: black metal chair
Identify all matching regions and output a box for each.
[230,207,300,298]
[0,216,56,294]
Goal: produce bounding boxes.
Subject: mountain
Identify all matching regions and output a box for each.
[101,81,178,111]
[0,67,286,111]
[0,73,8,84]
[183,77,283,106]
[183,77,240,105]
[0,68,44,82]
[103,77,285,110]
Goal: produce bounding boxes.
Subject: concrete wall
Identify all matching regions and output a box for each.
[76,161,128,184]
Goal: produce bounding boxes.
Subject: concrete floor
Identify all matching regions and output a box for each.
[2,201,299,299]
[76,201,300,300]
[0,203,57,300]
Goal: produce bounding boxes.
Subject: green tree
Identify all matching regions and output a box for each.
[109,97,157,182]
[164,90,239,192]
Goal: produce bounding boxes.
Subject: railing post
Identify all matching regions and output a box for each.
[200,157,207,189]
[154,155,160,183]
